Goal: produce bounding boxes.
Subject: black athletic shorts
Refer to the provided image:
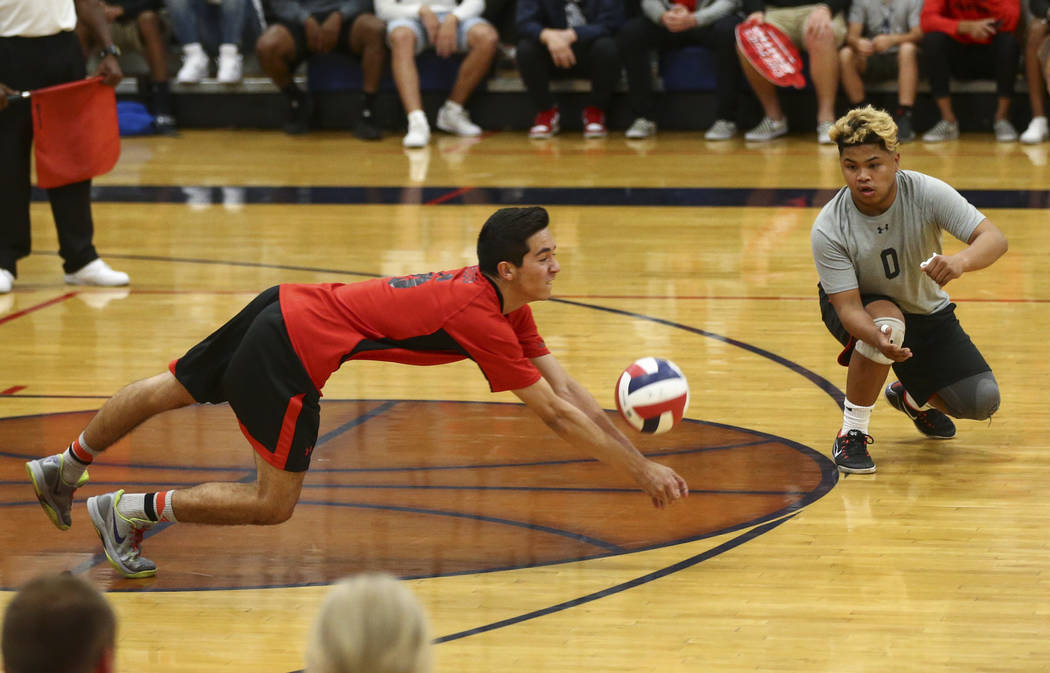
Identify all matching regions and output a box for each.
[818,283,992,405]
[275,11,369,67]
[171,286,320,472]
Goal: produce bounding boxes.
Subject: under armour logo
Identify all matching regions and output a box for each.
[877,224,890,234]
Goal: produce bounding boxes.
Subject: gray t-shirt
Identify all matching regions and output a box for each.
[811,169,985,315]
[847,0,920,48]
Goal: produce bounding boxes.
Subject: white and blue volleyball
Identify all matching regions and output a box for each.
[615,357,690,434]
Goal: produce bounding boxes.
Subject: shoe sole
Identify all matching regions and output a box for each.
[836,463,877,474]
[436,123,482,137]
[87,497,157,579]
[25,462,68,530]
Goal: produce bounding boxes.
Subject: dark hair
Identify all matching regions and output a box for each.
[476,207,550,276]
[3,574,116,673]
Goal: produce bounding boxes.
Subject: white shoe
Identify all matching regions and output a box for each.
[436,102,481,137]
[625,117,656,139]
[993,118,1018,142]
[745,116,788,141]
[704,119,737,140]
[0,269,12,294]
[216,44,243,84]
[176,44,210,84]
[403,111,431,148]
[817,120,834,145]
[922,119,959,142]
[63,259,130,287]
[1020,116,1049,144]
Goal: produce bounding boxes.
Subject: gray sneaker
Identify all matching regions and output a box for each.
[704,119,737,140]
[625,117,656,139]
[26,455,88,530]
[87,490,157,579]
[922,119,959,142]
[745,116,788,142]
[817,120,834,145]
[993,118,1018,142]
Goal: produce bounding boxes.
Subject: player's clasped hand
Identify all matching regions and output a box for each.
[641,460,689,509]
[920,253,965,287]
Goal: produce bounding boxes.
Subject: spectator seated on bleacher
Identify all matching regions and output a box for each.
[375,0,499,147]
[77,0,178,134]
[919,0,1020,142]
[838,0,922,142]
[256,0,387,136]
[1021,0,1050,143]
[516,0,624,138]
[737,0,848,144]
[168,0,266,85]
[616,0,745,140]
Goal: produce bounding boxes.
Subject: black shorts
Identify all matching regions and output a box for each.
[171,286,320,472]
[276,11,369,66]
[818,284,992,405]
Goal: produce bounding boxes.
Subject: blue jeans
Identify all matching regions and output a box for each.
[165,0,263,48]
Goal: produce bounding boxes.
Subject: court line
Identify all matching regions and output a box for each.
[432,514,795,643]
[0,291,78,326]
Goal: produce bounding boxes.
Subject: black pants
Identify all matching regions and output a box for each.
[0,32,99,277]
[921,30,1019,100]
[617,13,742,120]
[516,34,619,110]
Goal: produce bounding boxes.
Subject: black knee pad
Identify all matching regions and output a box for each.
[937,372,1000,421]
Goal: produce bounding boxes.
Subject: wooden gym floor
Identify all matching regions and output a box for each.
[0,129,1048,672]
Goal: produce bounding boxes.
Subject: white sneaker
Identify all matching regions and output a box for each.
[922,119,959,142]
[176,44,210,84]
[704,119,737,140]
[625,117,656,139]
[817,120,834,145]
[745,116,788,141]
[0,269,12,294]
[63,259,130,287]
[216,44,243,84]
[436,102,482,137]
[993,118,1018,142]
[403,111,431,148]
[1020,116,1048,144]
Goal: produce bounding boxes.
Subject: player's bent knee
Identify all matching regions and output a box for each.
[855,316,905,365]
[938,372,1000,420]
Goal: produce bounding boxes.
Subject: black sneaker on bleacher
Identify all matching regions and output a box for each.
[885,381,956,438]
[283,94,313,135]
[832,429,876,474]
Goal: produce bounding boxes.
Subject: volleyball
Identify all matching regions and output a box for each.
[615,357,690,434]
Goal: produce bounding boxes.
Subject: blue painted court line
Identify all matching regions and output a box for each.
[30,185,1050,208]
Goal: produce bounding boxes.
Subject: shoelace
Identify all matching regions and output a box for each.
[839,432,873,458]
[128,527,145,558]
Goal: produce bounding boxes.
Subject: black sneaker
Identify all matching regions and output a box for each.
[353,109,381,141]
[283,94,313,135]
[896,112,915,143]
[832,429,876,474]
[885,381,956,438]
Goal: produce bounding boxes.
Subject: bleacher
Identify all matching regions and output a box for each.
[110,42,1036,135]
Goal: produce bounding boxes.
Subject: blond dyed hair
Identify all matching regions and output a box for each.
[306,573,433,673]
[829,106,900,153]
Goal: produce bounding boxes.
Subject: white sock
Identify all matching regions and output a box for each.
[116,491,178,523]
[117,493,148,520]
[60,433,97,485]
[407,109,428,126]
[183,42,205,57]
[841,398,875,436]
[219,43,239,57]
[442,99,463,113]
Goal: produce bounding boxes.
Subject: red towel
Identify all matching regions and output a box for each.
[31,77,120,189]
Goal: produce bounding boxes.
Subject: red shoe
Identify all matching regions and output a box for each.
[582,106,607,138]
[529,107,560,139]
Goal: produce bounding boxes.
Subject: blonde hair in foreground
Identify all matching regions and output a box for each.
[829,105,900,153]
[306,573,433,673]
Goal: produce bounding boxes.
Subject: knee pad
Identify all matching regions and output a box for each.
[938,372,1000,420]
[855,317,905,365]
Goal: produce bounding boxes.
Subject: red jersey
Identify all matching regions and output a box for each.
[278,266,550,393]
[920,0,1019,45]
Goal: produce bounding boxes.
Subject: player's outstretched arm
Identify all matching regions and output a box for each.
[512,372,689,508]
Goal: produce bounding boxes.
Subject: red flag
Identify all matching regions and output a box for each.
[735,20,807,89]
[31,77,121,189]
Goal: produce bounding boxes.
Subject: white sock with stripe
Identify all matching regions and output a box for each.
[841,398,875,436]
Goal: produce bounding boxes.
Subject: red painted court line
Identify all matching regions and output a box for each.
[1,386,26,395]
[425,186,476,205]
[0,292,78,326]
